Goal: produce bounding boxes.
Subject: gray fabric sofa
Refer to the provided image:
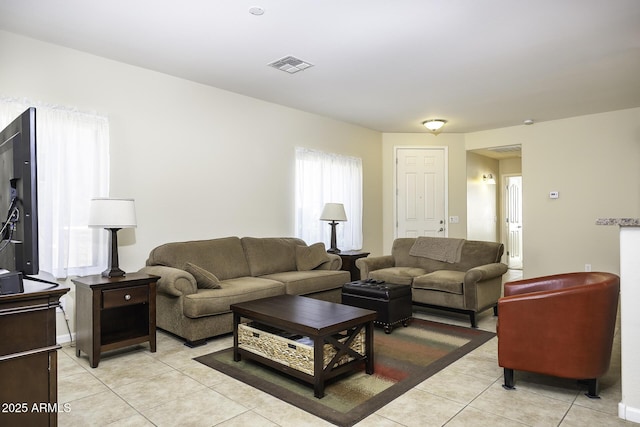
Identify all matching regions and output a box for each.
[356,237,508,327]
[140,236,350,346]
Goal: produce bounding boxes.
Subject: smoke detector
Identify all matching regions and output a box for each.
[268,56,314,74]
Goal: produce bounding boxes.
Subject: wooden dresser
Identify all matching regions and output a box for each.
[0,279,69,427]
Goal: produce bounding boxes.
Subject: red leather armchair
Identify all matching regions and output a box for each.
[497,272,620,398]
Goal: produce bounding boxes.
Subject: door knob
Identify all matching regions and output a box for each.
[438,228,444,232]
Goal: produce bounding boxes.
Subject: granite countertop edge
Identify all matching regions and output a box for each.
[596,218,640,227]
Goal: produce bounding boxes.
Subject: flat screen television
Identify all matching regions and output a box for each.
[0,107,39,276]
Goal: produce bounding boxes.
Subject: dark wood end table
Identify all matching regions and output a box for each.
[231,294,376,398]
[337,250,370,281]
[72,272,158,368]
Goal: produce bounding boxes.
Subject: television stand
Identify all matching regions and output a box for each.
[0,280,69,426]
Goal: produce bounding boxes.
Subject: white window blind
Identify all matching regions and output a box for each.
[294,147,363,250]
[1,97,110,278]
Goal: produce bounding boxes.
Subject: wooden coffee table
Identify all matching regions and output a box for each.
[231,294,376,398]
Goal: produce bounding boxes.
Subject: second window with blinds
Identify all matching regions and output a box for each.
[294,147,363,251]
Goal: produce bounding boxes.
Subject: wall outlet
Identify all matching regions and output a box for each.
[585,264,592,272]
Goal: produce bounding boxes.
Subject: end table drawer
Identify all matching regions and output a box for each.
[102,285,148,309]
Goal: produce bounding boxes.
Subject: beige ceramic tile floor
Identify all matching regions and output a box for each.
[57,270,633,426]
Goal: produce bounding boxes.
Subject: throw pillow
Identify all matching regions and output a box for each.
[184,262,221,289]
[296,242,330,271]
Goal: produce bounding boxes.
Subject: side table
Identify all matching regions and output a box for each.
[72,272,159,368]
[337,250,370,281]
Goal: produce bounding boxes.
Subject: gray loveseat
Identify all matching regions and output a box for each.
[356,237,508,327]
[140,236,350,346]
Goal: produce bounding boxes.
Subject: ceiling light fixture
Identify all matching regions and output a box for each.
[422,119,447,135]
[249,6,265,15]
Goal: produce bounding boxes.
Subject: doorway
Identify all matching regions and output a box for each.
[503,174,523,269]
[395,147,447,238]
[467,145,522,268]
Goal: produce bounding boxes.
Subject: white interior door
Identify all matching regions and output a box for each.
[505,175,523,269]
[396,148,447,237]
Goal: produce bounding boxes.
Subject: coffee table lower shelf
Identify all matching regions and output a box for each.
[235,344,369,398]
[235,323,370,398]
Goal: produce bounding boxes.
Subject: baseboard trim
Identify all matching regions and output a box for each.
[57,332,75,346]
[618,402,640,423]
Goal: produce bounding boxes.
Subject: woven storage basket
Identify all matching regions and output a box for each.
[238,322,365,376]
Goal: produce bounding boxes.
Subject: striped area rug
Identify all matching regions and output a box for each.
[195,318,495,427]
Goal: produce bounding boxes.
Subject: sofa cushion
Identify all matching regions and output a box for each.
[262,270,350,295]
[184,262,221,289]
[296,243,330,271]
[146,237,251,280]
[242,237,306,276]
[412,270,465,295]
[368,267,427,286]
[182,277,285,318]
[391,237,504,273]
[455,239,504,270]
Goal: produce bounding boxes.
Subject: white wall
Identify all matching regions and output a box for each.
[0,31,384,335]
[381,133,467,253]
[383,108,640,278]
[3,29,640,347]
[466,152,498,242]
[619,227,640,422]
[466,108,640,278]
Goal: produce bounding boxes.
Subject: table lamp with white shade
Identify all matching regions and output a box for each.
[320,203,347,254]
[89,198,137,278]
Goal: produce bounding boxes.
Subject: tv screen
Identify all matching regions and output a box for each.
[0,107,39,275]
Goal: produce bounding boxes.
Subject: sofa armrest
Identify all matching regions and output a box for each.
[356,255,395,279]
[139,265,197,297]
[462,263,508,311]
[315,253,343,270]
[464,262,508,284]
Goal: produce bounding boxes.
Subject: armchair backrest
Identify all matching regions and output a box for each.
[498,272,620,380]
[503,271,617,297]
[391,237,504,272]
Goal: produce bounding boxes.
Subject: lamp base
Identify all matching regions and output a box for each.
[103,227,126,278]
[101,267,126,278]
[327,221,341,254]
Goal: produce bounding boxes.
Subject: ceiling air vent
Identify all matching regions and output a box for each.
[486,145,521,153]
[268,56,314,74]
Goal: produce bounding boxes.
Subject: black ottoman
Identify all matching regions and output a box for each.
[342,279,412,334]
